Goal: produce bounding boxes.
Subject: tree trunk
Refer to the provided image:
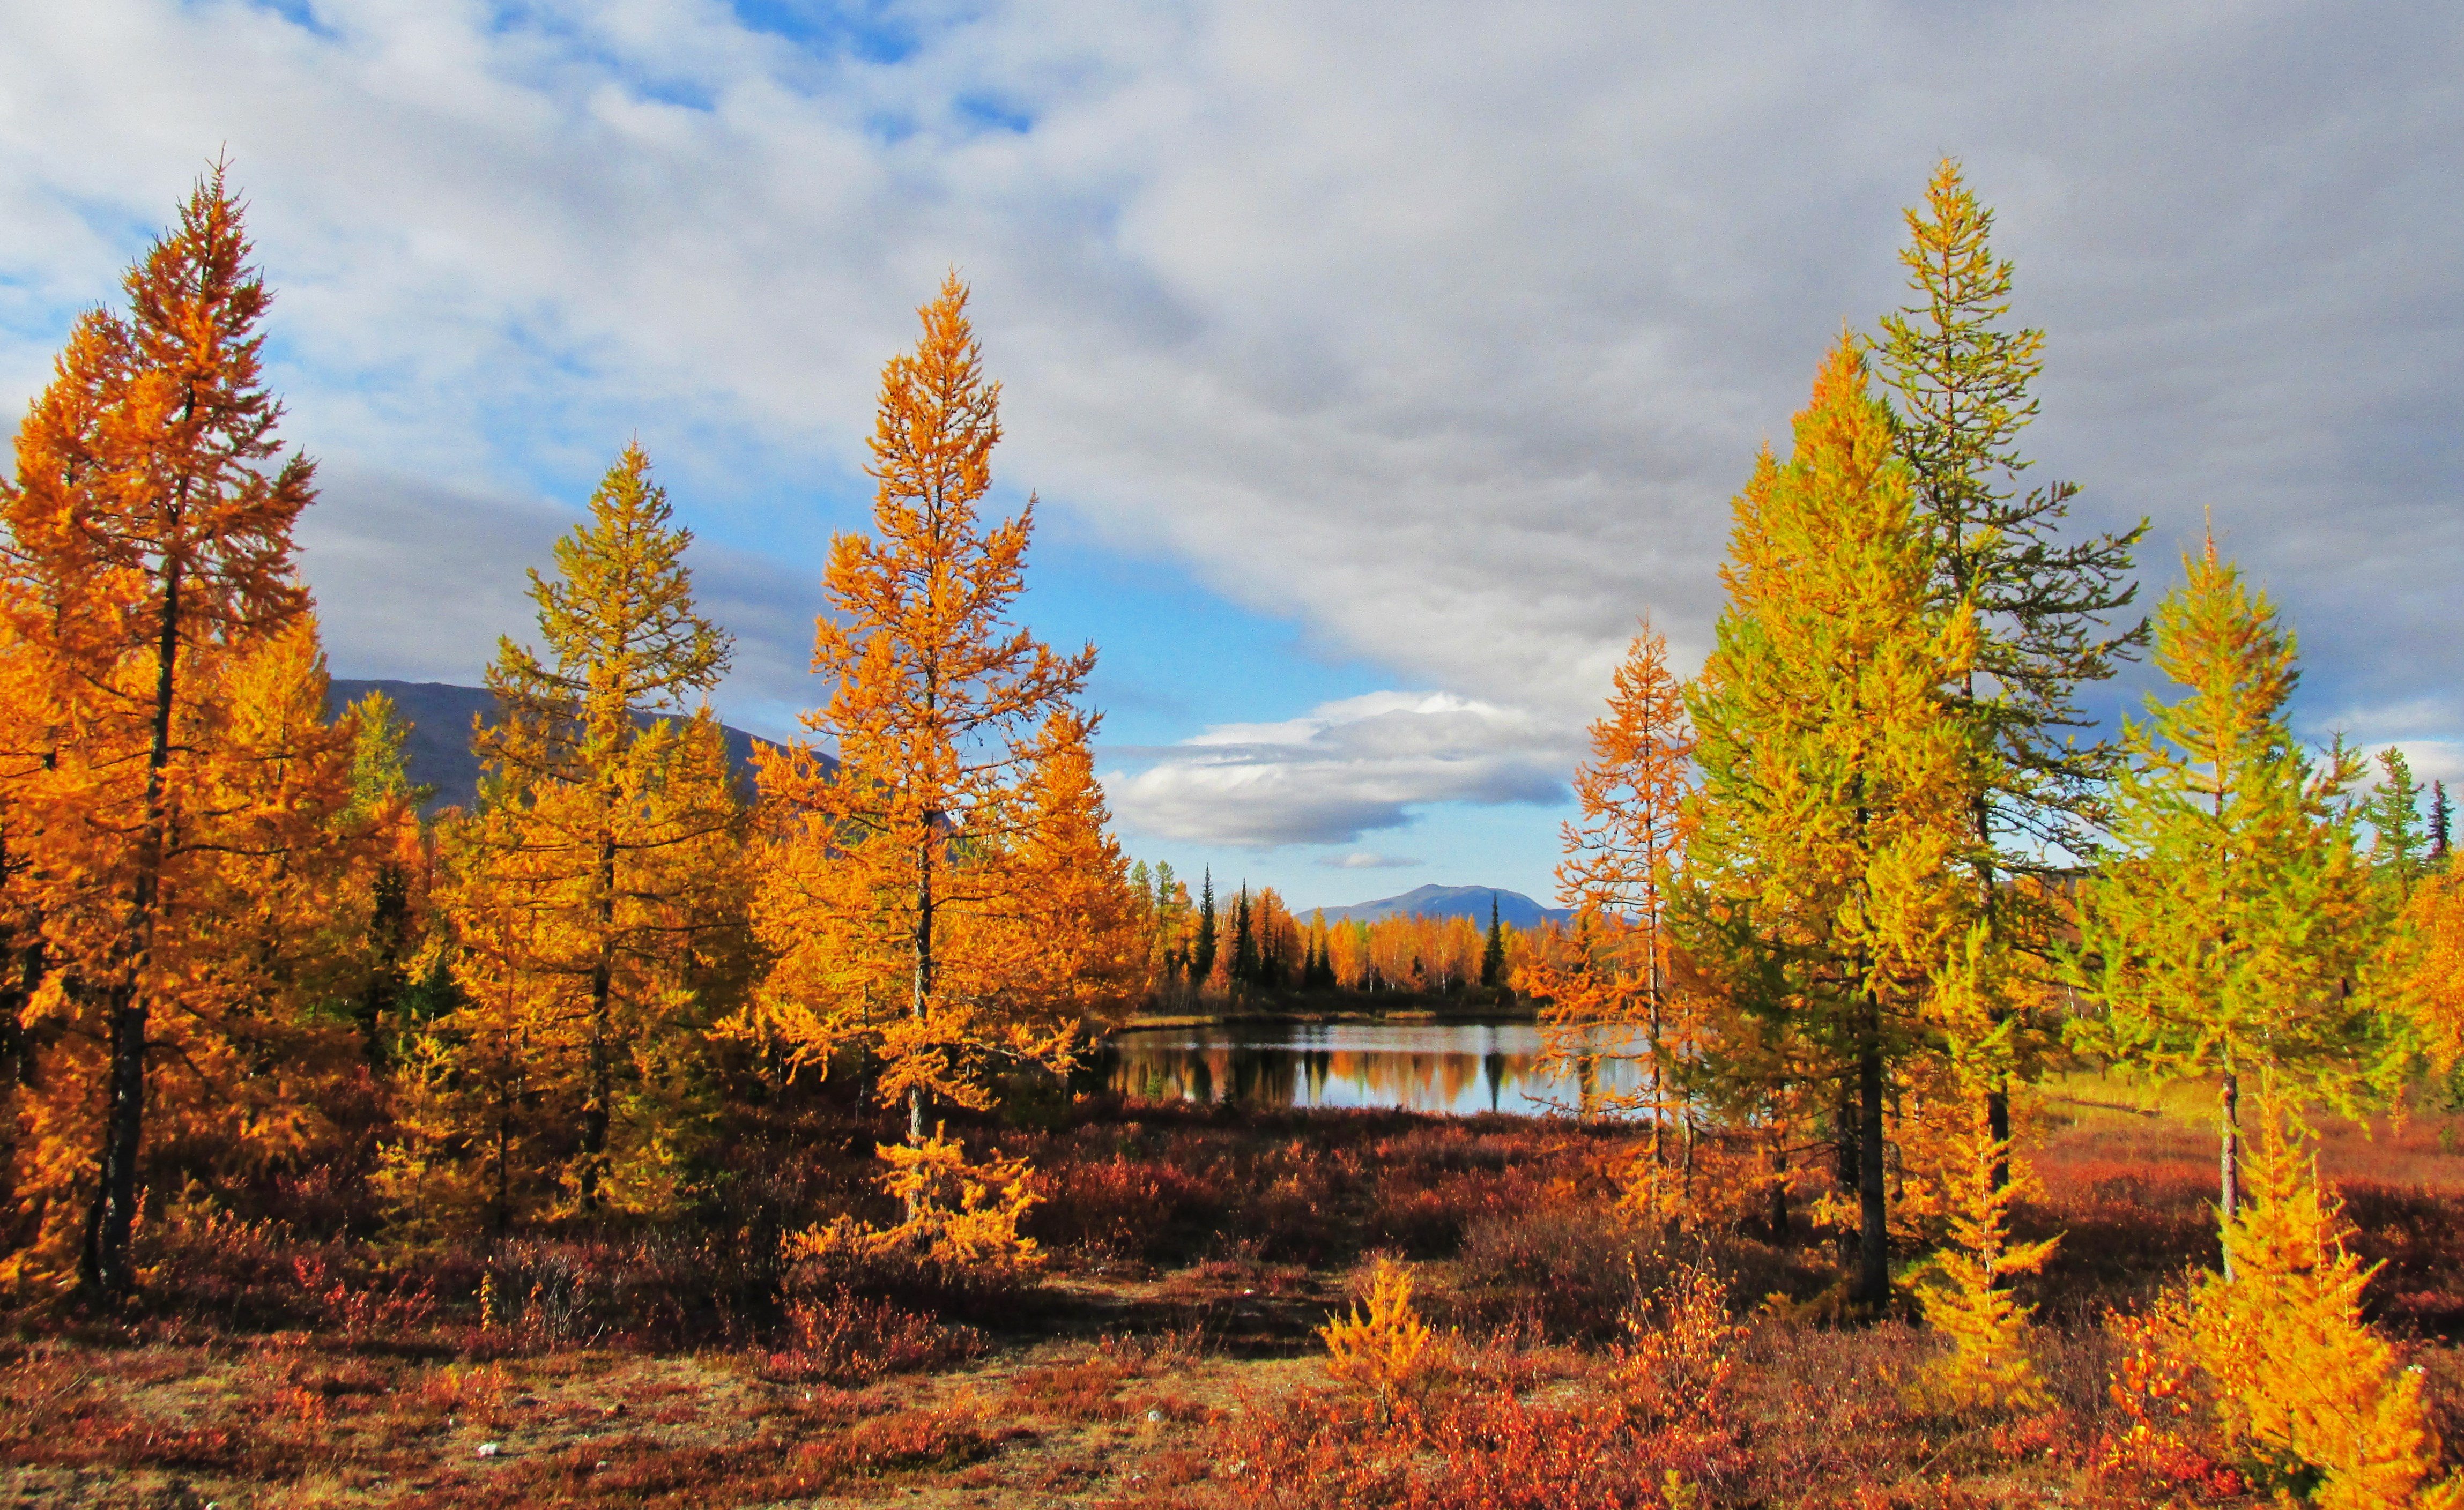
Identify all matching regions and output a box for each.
[0,934,40,1090]
[2218,1068,2241,1282]
[82,556,183,1300]
[906,824,934,1218]
[1857,1011,1889,1311]
[1766,1130,1790,1243]
[578,829,618,1210]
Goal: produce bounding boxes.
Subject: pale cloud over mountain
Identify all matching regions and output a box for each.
[1109,692,1574,846]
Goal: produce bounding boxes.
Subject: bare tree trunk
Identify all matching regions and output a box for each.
[578,828,617,1210]
[83,558,183,1300]
[2218,1068,2241,1282]
[906,824,934,1218]
[1765,1129,1790,1243]
[1857,1008,1889,1311]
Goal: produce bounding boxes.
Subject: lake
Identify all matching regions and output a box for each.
[1100,1017,1652,1117]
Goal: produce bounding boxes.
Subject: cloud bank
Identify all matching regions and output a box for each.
[0,1,2456,865]
[1108,692,1573,846]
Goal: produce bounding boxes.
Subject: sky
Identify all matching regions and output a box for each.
[1,1,2458,908]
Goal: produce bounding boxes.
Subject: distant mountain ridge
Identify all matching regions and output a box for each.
[1304,883,1570,929]
[327,679,785,813]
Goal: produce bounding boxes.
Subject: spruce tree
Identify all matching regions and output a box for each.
[1480,894,1506,988]
[1231,884,1258,991]
[1873,159,2150,1177]
[2431,781,2453,865]
[2361,747,2426,886]
[1194,869,1218,987]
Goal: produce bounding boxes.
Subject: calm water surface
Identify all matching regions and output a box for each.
[1102,1018,1649,1117]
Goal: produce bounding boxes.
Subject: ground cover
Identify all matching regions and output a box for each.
[3,1079,2459,1507]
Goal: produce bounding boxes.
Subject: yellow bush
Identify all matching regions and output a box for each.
[1913,1094,2059,1411]
[788,1125,1043,1274]
[1319,1258,1436,1420]
[1616,1258,1744,1424]
[2191,1103,2462,1509]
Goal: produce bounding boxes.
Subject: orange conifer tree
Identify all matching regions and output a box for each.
[396,444,746,1230]
[1547,622,1697,1157]
[744,275,1096,1239]
[1006,708,1146,1023]
[0,166,336,1296]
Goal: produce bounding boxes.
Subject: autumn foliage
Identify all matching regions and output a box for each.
[1,157,2461,1510]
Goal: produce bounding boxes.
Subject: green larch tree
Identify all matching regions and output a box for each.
[2065,539,2398,1275]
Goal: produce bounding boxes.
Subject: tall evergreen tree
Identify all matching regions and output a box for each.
[1480,895,1506,988]
[2361,747,2426,887]
[1680,336,1981,1310]
[1231,884,1258,990]
[2066,539,2399,1273]
[1873,158,2149,1177]
[2431,781,2453,865]
[1194,869,1219,987]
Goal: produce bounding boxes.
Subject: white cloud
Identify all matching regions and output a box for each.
[2,0,2459,850]
[1107,691,1574,846]
[1319,851,1423,870]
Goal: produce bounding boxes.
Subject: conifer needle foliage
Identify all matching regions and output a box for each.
[2190,1102,2462,1508]
[389,444,748,1233]
[2066,538,2398,1254]
[0,165,344,1297]
[1874,158,2147,1180]
[738,274,1133,1249]
[1544,622,1700,1156]
[1320,1258,1437,1423]
[1912,1090,2058,1411]
[1678,335,1981,1310]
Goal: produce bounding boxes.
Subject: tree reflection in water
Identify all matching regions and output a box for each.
[1101,1021,1648,1118]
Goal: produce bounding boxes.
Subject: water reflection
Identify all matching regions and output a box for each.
[1102,1018,1648,1117]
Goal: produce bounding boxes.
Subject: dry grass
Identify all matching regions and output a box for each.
[2,1077,2458,1505]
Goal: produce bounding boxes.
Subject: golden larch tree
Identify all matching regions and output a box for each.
[1545,621,1697,1161]
[1678,334,1983,1309]
[0,166,337,1297]
[396,443,746,1231]
[744,274,1096,1238]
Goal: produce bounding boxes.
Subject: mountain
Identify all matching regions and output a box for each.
[326,679,786,813]
[1304,883,1570,929]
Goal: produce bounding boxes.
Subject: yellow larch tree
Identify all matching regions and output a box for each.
[743,274,1096,1252]
[392,443,746,1232]
[1676,335,1984,1309]
[0,167,347,1297]
[2190,1100,2463,1508]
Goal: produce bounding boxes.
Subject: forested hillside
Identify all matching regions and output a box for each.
[325,678,776,812]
